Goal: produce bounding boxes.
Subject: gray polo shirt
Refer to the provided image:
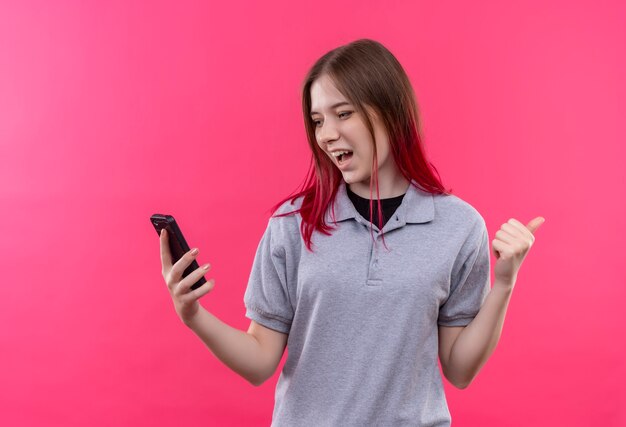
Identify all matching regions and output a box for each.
[244,179,490,426]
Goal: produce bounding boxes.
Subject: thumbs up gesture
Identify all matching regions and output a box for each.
[492,217,545,289]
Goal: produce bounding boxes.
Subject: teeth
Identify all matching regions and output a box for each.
[331,150,351,157]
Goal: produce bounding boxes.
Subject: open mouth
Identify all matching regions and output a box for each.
[336,151,353,165]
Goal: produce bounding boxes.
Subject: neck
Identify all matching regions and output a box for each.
[347,175,410,199]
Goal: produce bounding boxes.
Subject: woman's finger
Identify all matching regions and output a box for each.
[160,229,173,273]
[506,218,534,242]
[175,263,211,296]
[495,229,516,245]
[170,247,200,284]
[181,279,216,304]
[502,222,524,238]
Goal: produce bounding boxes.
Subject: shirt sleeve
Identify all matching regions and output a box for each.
[438,218,491,327]
[243,217,294,334]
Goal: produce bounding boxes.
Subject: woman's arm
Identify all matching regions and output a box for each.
[185,308,288,386]
[439,283,513,388]
[439,216,544,389]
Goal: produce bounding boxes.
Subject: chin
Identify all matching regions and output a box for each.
[341,173,359,185]
[343,175,369,187]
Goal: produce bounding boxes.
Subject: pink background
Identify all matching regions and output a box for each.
[1,0,625,425]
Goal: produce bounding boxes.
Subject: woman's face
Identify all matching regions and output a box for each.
[310,74,403,197]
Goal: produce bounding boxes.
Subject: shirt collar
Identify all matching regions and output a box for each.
[325,179,435,224]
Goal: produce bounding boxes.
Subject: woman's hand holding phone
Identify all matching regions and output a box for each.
[160,228,215,324]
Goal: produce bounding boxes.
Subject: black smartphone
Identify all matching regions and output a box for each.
[150,214,206,291]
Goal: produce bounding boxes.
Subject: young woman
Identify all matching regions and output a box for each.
[159,39,544,426]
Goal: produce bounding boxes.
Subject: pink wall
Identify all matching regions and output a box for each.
[1,0,624,425]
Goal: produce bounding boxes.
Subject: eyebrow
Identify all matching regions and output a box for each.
[310,102,351,116]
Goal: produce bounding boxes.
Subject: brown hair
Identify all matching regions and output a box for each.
[270,38,450,252]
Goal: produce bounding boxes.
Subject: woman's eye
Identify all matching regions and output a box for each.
[312,111,352,127]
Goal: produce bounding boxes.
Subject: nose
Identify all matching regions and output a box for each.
[317,120,340,145]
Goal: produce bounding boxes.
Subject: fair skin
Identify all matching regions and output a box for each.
[309,73,545,388]
[160,73,544,389]
[310,74,410,199]
[160,231,287,386]
[438,216,544,388]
